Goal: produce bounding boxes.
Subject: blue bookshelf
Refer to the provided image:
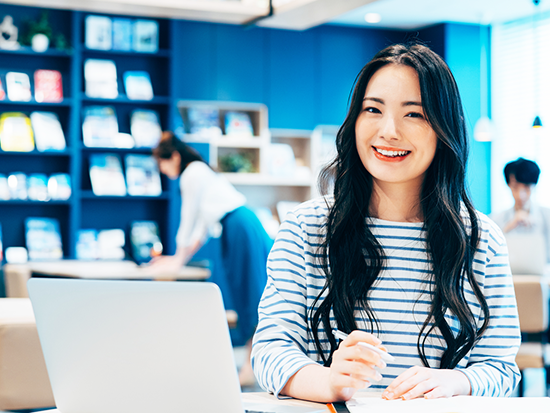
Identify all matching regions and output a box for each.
[0,4,179,260]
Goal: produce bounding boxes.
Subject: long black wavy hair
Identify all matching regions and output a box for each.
[310,43,490,370]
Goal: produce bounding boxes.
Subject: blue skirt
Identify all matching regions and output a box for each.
[200,206,273,346]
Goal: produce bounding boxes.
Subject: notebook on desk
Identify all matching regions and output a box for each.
[27,278,322,413]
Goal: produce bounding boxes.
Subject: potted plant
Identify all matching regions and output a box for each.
[21,11,53,52]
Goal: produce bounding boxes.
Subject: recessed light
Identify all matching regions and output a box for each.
[364,13,381,24]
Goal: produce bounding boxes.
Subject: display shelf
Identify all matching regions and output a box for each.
[0,99,73,107]
[0,150,72,157]
[80,95,171,105]
[223,173,312,187]
[80,191,169,200]
[82,47,172,58]
[0,4,178,260]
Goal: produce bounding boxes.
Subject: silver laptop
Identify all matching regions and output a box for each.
[505,232,547,275]
[28,278,322,413]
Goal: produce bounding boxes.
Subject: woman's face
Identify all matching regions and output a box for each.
[158,152,181,179]
[355,64,438,190]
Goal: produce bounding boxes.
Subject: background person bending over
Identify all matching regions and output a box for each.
[252,43,520,403]
[150,132,273,383]
[491,157,550,262]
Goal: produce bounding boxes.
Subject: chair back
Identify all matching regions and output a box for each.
[513,275,549,334]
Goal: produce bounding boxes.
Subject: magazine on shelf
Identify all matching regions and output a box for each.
[0,174,9,200]
[97,228,125,260]
[6,72,32,101]
[85,15,112,50]
[34,70,63,103]
[224,111,254,137]
[112,18,132,51]
[48,173,71,200]
[89,153,127,196]
[186,106,222,136]
[130,220,163,263]
[125,154,162,196]
[130,109,162,148]
[0,112,34,152]
[27,173,49,201]
[82,106,119,147]
[75,229,99,260]
[132,19,158,53]
[25,217,63,261]
[0,77,5,100]
[7,172,27,200]
[84,59,118,99]
[31,112,66,151]
[267,143,296,177]
[123,71,154,100]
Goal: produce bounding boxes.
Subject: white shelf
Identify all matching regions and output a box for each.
[223,173,311,187]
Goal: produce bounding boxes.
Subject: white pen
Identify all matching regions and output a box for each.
[332,329,395,362]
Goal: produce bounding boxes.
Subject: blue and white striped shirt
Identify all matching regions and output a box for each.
[251,197,521,397]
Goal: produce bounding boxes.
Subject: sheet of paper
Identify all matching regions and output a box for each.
[346,395,550,413]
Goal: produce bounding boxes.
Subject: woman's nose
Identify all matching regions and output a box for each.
[379,115,399,141]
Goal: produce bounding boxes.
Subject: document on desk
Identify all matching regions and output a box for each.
[346,395,550,413]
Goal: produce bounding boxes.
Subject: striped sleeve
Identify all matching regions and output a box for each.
[458,217,521,396]
[251,209,318,396]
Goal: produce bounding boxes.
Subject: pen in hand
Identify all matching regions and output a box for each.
[332,329,395,362]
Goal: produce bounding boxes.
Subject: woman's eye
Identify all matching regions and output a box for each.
[364,107,381,114]
[406,112,424,119]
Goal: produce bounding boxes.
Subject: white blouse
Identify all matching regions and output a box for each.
[176,161,246,249]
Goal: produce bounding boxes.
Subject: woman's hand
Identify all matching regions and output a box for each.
[382,366,471,400]
[327,330,387,401]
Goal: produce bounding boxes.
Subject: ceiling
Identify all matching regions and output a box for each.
[1,0,549,30]
[331,0,550,30]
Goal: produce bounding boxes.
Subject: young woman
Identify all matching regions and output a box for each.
[251,43,520,402]
[151,132,273,352]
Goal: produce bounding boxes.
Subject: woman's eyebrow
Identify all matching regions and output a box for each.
[363,97,384,104]
[403,101,422,107]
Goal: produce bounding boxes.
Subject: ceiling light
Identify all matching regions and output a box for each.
[364,13,381,24]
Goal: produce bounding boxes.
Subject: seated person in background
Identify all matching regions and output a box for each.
[491,157,550,262]
[251,43,520,403]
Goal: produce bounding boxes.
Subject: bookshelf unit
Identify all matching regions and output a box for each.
[0,4,179,259]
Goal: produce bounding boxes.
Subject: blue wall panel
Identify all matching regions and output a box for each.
[445,23,491,214]
[214,24,267,102]
[267,28,317,129]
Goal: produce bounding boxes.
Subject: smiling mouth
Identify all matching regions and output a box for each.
[372,146,411,158]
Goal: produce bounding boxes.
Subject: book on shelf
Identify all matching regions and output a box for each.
[267,143,296,177]
[0,77,5,100]
[34,70,63,103]
[125,154,162,196]
[84,59,118,99]
[27,173,49,201]
[75,229,99,260]
[7,172,27,200]
[123,71,154,100]
[130,109,162,148]
[130,220,163,264]
[132,19,158,53]
[112,18,132,51]
[6,72,32,102]
[0,112,34,152]
[82,106,119,147]
[89,153,127,196]
[25,217,63,261]
[97,228,125,260]
[186,106,222,137]
[30,111,66,151]
[48,173,71,200]
[85,15,112,50]
[0,174,9,200]
[225,111,254,137]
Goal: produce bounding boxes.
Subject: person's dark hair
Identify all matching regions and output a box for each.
[311,43,489,370]
[153,131,205,174]
[504,157,540,185]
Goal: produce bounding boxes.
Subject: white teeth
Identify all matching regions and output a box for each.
[374,147,409,157]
